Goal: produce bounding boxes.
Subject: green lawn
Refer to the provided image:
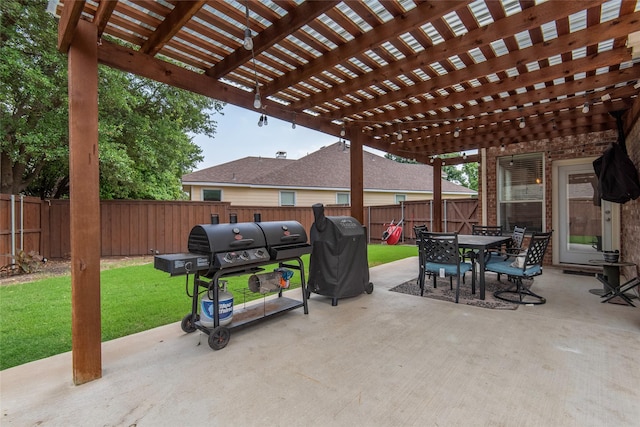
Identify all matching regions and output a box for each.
[0,244,417,370]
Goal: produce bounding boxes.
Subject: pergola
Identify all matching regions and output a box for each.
[51,0,640,384]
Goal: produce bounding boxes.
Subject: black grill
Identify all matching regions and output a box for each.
[155,220,311,275]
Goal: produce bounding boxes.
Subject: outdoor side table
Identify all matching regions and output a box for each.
[588,259,636,303]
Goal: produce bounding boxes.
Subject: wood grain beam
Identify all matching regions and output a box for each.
[318,13,640,119]
[333,47,630,122]
[293,0,607,112]
[97,39,344,138]
[68,19,101,385]
[262,1,466,97]
[352,62,640,131]
[140,0,206,56]
[367,85,638,141]
[207,0,339,79]
[57,0,86,53]
[94,0,118,38]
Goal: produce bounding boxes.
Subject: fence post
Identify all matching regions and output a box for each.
[429,200,433,232]
[444,199,448,232]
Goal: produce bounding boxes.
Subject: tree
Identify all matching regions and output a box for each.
[1,0,224,199]
[385,152,478,190]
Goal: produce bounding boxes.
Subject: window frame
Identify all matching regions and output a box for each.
[496,152,545,233]
[279,190,296,206]
[336,192,350,205]
[202,188,222,201]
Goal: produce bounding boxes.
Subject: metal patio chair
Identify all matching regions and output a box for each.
[419,231,473,303]
[485,231,552,305]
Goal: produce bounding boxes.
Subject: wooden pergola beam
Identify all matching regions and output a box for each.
[68,19,101,385]
[207,0,339,79]
[57,0,85,53]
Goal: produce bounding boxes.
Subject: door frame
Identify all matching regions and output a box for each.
[552,158,620,265]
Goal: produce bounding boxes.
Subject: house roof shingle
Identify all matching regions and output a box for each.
[183,143,475,195]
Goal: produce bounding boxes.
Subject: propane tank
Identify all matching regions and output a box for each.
[200,281,233,327]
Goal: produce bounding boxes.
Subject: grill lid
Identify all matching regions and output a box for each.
[188,223,267,255]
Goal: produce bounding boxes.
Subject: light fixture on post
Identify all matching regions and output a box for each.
[243,2,253,50]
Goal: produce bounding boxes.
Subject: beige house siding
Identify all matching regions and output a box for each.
[186,184,471,207]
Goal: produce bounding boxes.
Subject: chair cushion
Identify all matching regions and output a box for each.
[426,262,472,276]
[484,259,541,277]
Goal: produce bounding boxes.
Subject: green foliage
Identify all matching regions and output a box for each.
[0,244,417,369]
[1,0,225,199]
[385,152,478,191]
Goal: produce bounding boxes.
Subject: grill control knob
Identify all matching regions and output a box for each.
[240,251,249,260]
[255,249,266,258]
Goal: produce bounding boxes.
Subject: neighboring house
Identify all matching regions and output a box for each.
[182,142,476,207]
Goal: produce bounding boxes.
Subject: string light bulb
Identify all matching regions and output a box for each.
[258,115,264,127]
[500,144,506,152]
[509,155,514,166]
[263,115,268,126]
[454,127,460,138]
[253,90,261,109]
[519,117,526,129]
[582,102,590,114]
[340,126,346,137]
[291,114,296,129]
[243,3,253,50]
[243,28,253,50]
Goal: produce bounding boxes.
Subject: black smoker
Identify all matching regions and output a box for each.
[307,203,373,306]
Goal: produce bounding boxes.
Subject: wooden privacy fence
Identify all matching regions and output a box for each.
[1,195,478,262]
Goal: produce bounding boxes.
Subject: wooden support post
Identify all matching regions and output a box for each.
[349,130,364,224]
[68,20,102,385]
[433,160,442,232]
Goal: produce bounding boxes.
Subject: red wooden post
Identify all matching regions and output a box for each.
[349,130,364,224]
[68,20,102,384]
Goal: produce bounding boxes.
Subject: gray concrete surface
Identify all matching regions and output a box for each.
[2,257,639,426]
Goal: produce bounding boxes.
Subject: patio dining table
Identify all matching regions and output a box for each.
[458,234,512,300]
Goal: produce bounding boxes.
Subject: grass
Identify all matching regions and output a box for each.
[0,244,416,370]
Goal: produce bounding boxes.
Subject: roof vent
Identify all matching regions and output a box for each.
[275,151,287,159]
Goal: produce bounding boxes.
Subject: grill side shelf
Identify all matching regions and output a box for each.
[187,255,309,350]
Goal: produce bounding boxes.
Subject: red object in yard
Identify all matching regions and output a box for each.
[382,219,403,245]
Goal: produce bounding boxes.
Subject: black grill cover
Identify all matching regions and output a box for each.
[308,204,370,302]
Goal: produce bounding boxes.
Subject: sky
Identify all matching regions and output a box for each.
[191,104,386,170]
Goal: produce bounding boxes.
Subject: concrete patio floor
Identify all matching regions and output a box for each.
[2,257,639,426]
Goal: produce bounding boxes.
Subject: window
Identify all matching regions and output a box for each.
[336,192,350,205]
[395,194,406,204]
[497,153,544,233]
[280,191,296,206]
[202,189,221,201]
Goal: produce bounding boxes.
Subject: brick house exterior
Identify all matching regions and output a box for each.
[479,126,640,279]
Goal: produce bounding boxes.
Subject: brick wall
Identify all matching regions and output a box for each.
[621,116,640,281]
[479,130,616,265]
